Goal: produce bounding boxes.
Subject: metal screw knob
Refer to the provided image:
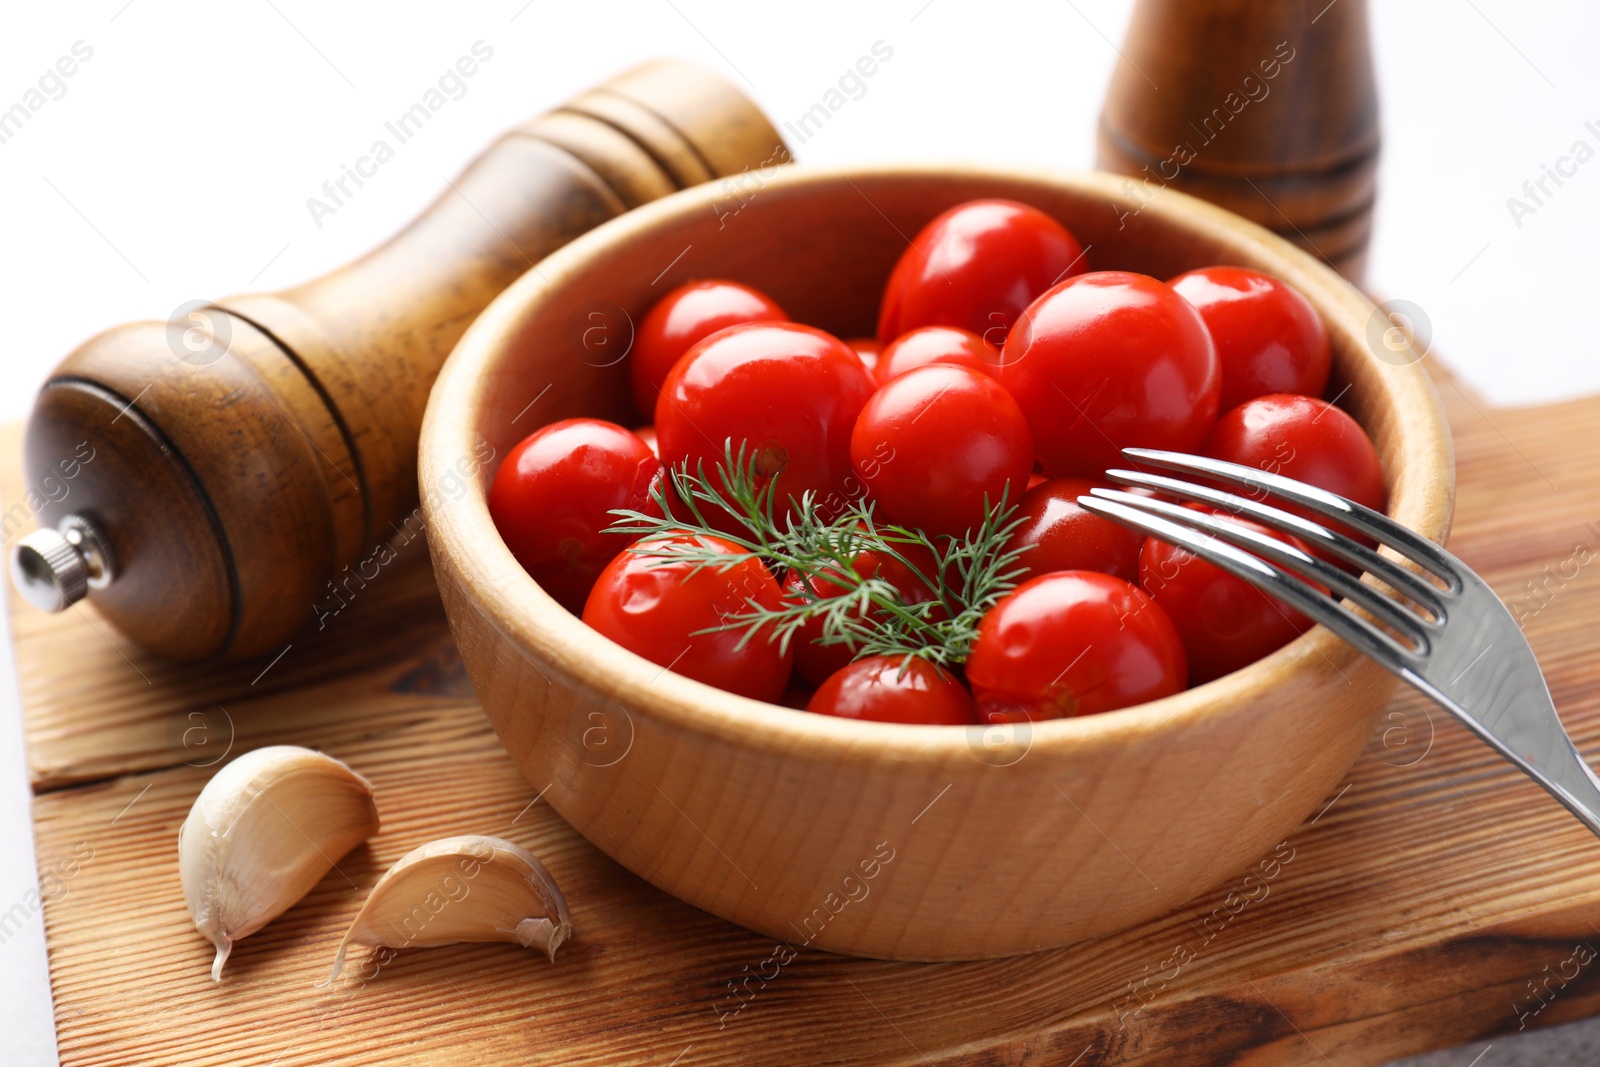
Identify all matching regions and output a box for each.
[10,514,116,613]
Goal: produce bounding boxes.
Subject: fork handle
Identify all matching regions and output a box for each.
[1407,669,1600,839]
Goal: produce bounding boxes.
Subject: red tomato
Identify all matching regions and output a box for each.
[966,571,1187,721]
[1140,506,1315,684]
[1169,266,1331,411]
[657,323,877,524]
[850,364,1034,538]
[807,656,976,725]
[629,279,787,416]
[629,432,679,518]
[633,425,659,458]
[581,531,792,702]
[874,326,998,384]
[1203,394,1386,514]
[488,419,661,613]
[845,337,882,376]
[781,548,941,687]
[877,199,1087,348]
[1007,477,1146,583]
[996,271,1220,479]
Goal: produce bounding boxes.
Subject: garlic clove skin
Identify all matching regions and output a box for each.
[330,835,573,980]
[179,745,379,981]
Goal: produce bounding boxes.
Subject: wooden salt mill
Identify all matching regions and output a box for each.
[11,60,788,662]
[1096,0,1379,281]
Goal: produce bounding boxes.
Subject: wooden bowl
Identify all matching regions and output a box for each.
[419,164,1453,961]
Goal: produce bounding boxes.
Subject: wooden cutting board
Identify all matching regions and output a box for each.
[12,363,1600,1067]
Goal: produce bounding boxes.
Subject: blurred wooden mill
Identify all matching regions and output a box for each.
[1097,0,1379,282]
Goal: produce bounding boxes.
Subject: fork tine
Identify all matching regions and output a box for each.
[1087,489,1433,650]
[1121,448,1461,591]
[1103,468,1448,619]
[1077,496,1420,669]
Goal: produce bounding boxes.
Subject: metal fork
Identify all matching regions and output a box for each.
[1076,447,1600,839]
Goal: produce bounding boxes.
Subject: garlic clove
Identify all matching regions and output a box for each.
[330,835,573,980]
[179,745,379,981]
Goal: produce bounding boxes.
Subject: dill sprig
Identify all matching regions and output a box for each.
[605,441,1032,669]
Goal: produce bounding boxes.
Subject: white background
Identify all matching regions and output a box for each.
[1,2,1596,1064]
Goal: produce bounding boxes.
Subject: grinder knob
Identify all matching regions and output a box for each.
[11,515,116,613]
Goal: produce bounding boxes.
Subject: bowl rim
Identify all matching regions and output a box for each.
[420,161,1454,763]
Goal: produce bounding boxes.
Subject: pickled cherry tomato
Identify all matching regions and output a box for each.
[996,271,1220,479]
[633,425,659,457]
[1203,394,1386,514]
[850,364,1033,538]
[807,656,976,725]
[1006,477,1146,583]
[845,337,882,376]
[874,326,997,384]
[582,531,792,702]
[629,279,787,415]
[1139,506,1316,684]
[966,571,1187,722]
[1169,266,1331,411]
[657,322,876,524]
[488,418,660,613]
[878,199,1087,348]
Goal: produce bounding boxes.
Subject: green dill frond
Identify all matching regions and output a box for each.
[606,440,1031,669]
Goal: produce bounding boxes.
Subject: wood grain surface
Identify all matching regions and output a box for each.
[12,364,1600,1065]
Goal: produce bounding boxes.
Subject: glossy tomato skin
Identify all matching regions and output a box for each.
[657,322,877,524]
[966,571,1187,722]
[633,425,659,457]
[997,271,1221,479]
[807,656,976,725]
[1140,506,1315,684]
[1169,266,1331,411]
[581,532,792,702]
[850,364,1034,538]
[1007,477,1146,583]
[845,338,882,377]
[877,199,1087,348]
[781,549,941,687]
[629,279,787,416]
[874,326,998,384]
[1203,394,1386,513]
[488,419,661,613]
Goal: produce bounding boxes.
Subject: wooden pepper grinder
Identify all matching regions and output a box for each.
[11,60,788,662]
[1096,0,1379,281]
